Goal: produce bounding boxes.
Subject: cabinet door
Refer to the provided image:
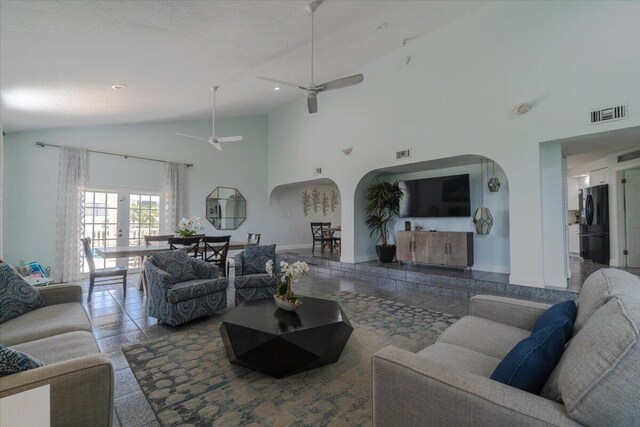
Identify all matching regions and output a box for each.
[589,168,607,185]
[447,232,471,267]
[395,231,413,262]
[413,232,430,264]
[426,232,448,266]
[567,178,580,211]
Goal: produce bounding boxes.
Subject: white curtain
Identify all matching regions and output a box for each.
[162,162,185,234]
[54,147,87,282]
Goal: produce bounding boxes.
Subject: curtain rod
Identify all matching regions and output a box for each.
[35,141,194,167]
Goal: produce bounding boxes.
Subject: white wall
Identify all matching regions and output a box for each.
[267,1,640,287]
[2,115,301,269]
[383,163,510,274]
[267,183,341,248]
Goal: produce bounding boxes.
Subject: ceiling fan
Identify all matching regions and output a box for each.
[258,0,364,113]
[176,86,243,151]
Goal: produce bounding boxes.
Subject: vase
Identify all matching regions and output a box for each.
[274,295,302,312]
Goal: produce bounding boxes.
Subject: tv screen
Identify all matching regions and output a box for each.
[399,174,471,217]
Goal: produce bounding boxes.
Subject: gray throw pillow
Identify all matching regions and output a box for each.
[150,249,197,283]
[243,244,276,275]
[0,344,45,376]
[0,263,46,324]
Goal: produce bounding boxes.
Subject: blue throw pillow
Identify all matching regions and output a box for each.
[243,244,276,275]
[533,300,577,342]
[0,344,44,377]
[490,324,566,394]
[0,263,47,324]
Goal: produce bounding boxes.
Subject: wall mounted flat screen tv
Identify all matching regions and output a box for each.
[399,174,471,217]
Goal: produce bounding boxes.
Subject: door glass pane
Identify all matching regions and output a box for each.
[128,192,162,268]
[81,190,119,272]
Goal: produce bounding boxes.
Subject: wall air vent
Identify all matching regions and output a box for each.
[618,150,640,163]
[590,105,627,124]
[313,167,322,175]
[396,149,411,160]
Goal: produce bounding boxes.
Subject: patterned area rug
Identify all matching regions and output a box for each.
[123,291,457,426]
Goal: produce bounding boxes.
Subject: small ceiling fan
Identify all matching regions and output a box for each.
[176,86,243,151]
[258,0,364,114]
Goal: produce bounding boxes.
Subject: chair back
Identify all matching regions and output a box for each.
[144,234,173,246]
[247,233,261,245]
[168,236,201,258]
[310,222,331,240]
[202,235,231,264]
[80,237,96,273]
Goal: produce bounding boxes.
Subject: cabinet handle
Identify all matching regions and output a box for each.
[444,242,448,255]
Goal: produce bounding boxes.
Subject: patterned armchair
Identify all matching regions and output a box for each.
[234,244,281,306]
[145,249,228,326]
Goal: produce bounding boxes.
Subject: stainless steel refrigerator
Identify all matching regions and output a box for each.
[579,184,609,264]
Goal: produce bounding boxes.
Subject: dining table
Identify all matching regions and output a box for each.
[95,241,248,295]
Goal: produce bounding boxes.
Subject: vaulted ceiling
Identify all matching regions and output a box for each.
[1,0,487,132]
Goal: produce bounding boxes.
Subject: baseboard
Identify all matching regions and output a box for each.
[278,244,313,250]
[353,254,377,263]
[508,274,545,288]
[471,263,510,274]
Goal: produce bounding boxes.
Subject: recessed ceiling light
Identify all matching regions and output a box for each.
[274,86,281,91]
[376,22,389,30]
[111,84,126,90]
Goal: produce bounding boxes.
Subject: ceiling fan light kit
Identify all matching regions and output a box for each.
[257,0,364,113]
[176,85,243,152]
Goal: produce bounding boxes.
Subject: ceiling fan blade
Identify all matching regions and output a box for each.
[318,74,364,92]
[307,92,318,114]
[176,133,208,141]
[257,76,308,90]
[217,136,243,143]
[210,140,223,151]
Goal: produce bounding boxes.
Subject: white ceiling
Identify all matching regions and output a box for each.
[0,0,488,132]
[561,126,640,170]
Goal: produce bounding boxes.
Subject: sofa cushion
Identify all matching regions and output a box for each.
[242,244,276,275]
[0,302,92,346]
[533,300,576,342]
[0,263,47,324]
[234,273,277,289]
[541,289,640,427]
[12,331,99,364]
[573,268,637,336]
[166,278,228,303]
[0,344,44,376]
[150,249,196,283]
[490,324,567,395]
[437,316,530,359]
[418,343,501,377]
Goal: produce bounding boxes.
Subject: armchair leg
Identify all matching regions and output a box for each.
[122,272,127,298]
[87,276,95,302]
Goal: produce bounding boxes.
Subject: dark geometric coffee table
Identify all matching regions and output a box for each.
[219,296,353,378]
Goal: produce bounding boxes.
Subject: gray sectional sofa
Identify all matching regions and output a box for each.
[372,269,640,426]
[0,284,114,427]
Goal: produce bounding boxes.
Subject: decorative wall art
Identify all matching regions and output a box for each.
[301,191,311,216]
[301,187,340,217]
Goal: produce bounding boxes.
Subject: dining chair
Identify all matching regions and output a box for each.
[168,236,201,258]
[310,222,333,253]
[80,237,128,302]
[144,234,173,246]
[226,233,262,276]
[202,235,231,277]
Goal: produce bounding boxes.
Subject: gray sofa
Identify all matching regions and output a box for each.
[0,284,114,427]
[372,268,640,427]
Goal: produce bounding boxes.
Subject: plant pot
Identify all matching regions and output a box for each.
[376,245,397,263]
[274,295,302,312]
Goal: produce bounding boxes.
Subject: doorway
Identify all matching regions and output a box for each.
[622,167,640,268]
[81,189,161,273]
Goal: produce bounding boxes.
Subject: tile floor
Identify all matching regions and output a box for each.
[568,255,640,292]
[79,271,478,426]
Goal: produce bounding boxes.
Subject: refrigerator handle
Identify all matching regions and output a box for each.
[586,194,594,225]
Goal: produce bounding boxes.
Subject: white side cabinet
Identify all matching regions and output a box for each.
[569,224,580,254]
[589,168,607,186]
[567,178,580,211]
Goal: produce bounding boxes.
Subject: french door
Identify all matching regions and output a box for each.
[81,189,161,273]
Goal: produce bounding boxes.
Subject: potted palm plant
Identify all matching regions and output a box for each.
[365,180,404,263]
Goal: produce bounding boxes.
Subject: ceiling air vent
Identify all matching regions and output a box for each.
[618,150,640,163]
[396,148,411,160]
[590,105,627,124]
[313,167,322,175]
